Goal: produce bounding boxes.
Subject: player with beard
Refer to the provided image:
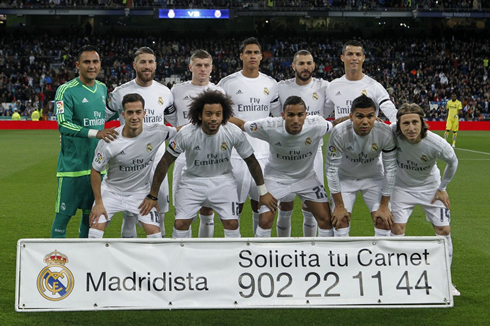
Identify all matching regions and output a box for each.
[276,50,330,237]
[106,47,174,238]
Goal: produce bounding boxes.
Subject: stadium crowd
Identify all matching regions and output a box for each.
[1,31,489,121]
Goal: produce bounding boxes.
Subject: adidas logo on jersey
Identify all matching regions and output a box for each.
[236,90,243,95]
[335,91,341,96]
[183,95,190,100]
[274,142,283,146]
[346,146,353,150]
[82,98,89,103]
[194,145,201,150]
[118,150,126,155]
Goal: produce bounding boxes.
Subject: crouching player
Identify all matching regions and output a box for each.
[391,103,459,295]
[139,90,276,238]
[89,93,177,238]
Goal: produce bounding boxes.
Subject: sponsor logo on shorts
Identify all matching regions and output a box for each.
[371,143,379,151]
[37,250,74,301]
[158,97,164,105]
[312,92,319,100]
[146,143,153,153]
[56,101,64,114]
[305,137,312,145]
[263,87,270,95]
[421,155,428,162]
[249,123,258,132]
[220,142,228,150]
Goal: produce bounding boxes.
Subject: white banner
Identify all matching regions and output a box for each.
[16,237,453,312]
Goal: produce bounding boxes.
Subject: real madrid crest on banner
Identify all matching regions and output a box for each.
[37,250,74,301]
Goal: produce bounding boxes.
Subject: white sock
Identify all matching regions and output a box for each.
[253,212,260,234]
[390,232,405,237]
[441,233,453,267]
[255,226,272,238]
[121,212,137,238]
[224,228,241,238]
[159,212,166,238]
[172,227,190,238]
[198,213,215,238]
[89,228,104,238]
[334,226,350,237]
[318,228,334,237]
[276,209,292,237]
[374,228,391,236]
[147,232,162,238]
[303,210,317,237]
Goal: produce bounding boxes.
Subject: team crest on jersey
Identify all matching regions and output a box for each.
[158,97,164,105]
[170,140,177,150]
[421,155,428,162]
[312,92,319,100]
[37,250,74,301]
[263,88,270,95]
[95,152,103,164]
[361,90,368,96]
[305,137,312,145]
[249,123,258,132]
[56,101,64,114]
[371,143,379,151]
[220,142,228,151]
[146,143,153,152]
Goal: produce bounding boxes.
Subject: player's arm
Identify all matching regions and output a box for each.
[89,167,107,227]
[377,86,397,123]
[139,151,177,216]
[243,154,277,212]
[432,145,459,209]
[228,117,246,131]
[105,91,121,122]
[375,139,398,228]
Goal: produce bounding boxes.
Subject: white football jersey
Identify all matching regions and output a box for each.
[167,123,254,178]
[92,124,177,195]
[394,130,458,191]
[106,79,174,125]
[218,71,280,159]
[278,78,329,117]
[326,120,397,195]
[244,116,332,182]
[325,75,397,122]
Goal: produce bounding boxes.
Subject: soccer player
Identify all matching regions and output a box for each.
[276,49,329,237]
[217,37,280,233]
[89,93,177,238]
[106,47,174,238]
[139,90,276,238]
[51,45,119,238]
[391,103,460,296]
[325,94,397,237]
[229,96,334,238]
[444,92,463,148]
[325,40,397,123]
[167,49,224,238]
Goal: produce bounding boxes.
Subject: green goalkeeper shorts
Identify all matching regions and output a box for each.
[55,175,94,216]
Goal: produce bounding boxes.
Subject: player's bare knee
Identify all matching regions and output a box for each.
[391,223,406,235]
[174,219,193,230]
[434,225,450,236]
[199,206,213,215]
[142,224,160,235]
[375,217,390,230]
[279,201,294,211]
[222,219,238,230]
[259,212,275,229]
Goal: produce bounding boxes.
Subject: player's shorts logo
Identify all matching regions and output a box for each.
[263,88,270,95]
[371,143,378,151]
[146,143,153,153]
[312,92,319,100]
[37,250,74,301]
[95,152,103,164]
[158,97,164,106]
[421,155,428,162]
[249,123,258,132]
[170,140,177,150]
[61,203,66,211]
[305,137,312,145]
[328,145,337,153]
[56,101,64,115]
[220,142,228,151]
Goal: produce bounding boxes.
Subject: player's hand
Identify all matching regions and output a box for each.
[97,127,119,143]
[259,193,277,213]
[373,205,393,229]
[89,203,108,228]
[139,197,158,216]
[432,190,450,209]
[331,206,349,229]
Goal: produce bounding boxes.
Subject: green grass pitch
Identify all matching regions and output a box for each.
[1,129,489,325]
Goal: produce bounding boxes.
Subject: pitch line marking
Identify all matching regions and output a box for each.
[455,148,490,156]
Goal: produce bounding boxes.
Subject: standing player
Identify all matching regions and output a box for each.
[391,103,460,296]
[276,49,329,237]
[325,95,397,237]
[51,45,119,238]
[89,93,177,238]
[444,92,463,148]
[167,49,224,238]
[106,47,174,238]
[325,40,397,123]
[139,90,276,238]
[229,96,334,238]
[217,37,280,234]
